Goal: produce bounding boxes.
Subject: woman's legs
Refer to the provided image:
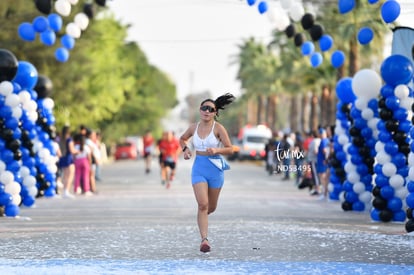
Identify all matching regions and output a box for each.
[193,182,222,252]
[63,164,75,197]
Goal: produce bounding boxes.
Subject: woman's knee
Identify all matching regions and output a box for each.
[198,201,209,212]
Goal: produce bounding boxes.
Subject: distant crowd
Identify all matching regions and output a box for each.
[265,126,334,201]
[55,125,107,198]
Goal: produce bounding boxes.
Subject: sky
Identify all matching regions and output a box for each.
[107,0,414,105]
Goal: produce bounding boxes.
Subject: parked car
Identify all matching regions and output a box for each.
[237,125,272,160]
[114,141,137,160]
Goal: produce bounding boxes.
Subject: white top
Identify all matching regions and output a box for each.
[192,122,220,151]
[74,144,91,159]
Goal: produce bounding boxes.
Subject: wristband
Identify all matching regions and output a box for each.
[182,146,188,152]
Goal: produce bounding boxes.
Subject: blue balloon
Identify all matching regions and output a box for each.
[357,27,374,45]
[61,34,75,50]
[247,0,256,6]
[399,120,411,132]
[301,41,314,56]
[360,127,372,139]
[387,197,403,212]
[55,47,70,63]
[5,117,19,130]
[393,210,406,222]
[310,52,323,67]
[367,98,378,111]
[319,35,333,52]
[407,193,414,208]
[368,0,379,3]
[17,22,36,42]
[392,153,406,168]
[352,201,365,212]
[338,0,355,14]
[0,105,13,119]
[407,181,414,193]
[370,208,381,221]
[32,16,49,33]
[380,84,395,97]
[381,0,401,23]
[343,181,354,192]
[380,185,395,199]
[331,50,345,68]
[345,191,359,203]
[22,195,35,207]
[336,77,356,103]
[48,13,63,32]
[40,29,56,46]
[258,1,268,14]
[385,96,400,110]
[0,192,12,205]
[4,204,19,217]
[393,108,408,121]
[384,141,399,155]
[12,61,38,90]
[381,54,414,86]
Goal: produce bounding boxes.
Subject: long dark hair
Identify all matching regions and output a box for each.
[201,93,235,117]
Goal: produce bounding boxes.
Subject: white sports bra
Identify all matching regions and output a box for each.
[193,122,221,151]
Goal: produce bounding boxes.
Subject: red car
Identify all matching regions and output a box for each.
[114,142,137,160]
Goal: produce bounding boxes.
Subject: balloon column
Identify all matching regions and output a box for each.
[371,54,413,223]
[18,0,99,62]
[329,77,356,201]
[339,70,381,212]
[0,49,58,217]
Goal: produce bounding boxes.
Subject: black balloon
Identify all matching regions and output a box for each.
[83,3,95,19]
[95,0,106,7]
[309,24,324,41]
[385,119,399,132]
[301,13,314,30]
[407,208,414,219]
[373,197,387,210]
[379,209,393,222]
[35,0,52,14]
[34,75,53,99]
[294,33,305,47]
[400,144,411,155]
[341,201,353,211]
[285,24,296,38]
[372,186,381,197]
[0,49,18,82]
[405,219,414,233]
[349,127,360,137]
[6,139,21,152]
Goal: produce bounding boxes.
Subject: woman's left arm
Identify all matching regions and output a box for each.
[215,123,233,155]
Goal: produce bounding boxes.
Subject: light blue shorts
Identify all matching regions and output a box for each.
[192,155,224,189]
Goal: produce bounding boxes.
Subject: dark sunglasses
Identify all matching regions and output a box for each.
[200,105,216,112]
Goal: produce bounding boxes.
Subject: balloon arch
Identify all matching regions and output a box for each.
[1,0,414,233]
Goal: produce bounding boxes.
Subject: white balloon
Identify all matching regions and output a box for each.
[344,162,356,173]
[394,84,410,99]
[347,171,360,183]
[375,141,385,153]
[376,150,391,165]
[390,174,405,189]
[408,153,414,166]
[20,166,31,178]
[42,98,55,110]
[12,194,21,206]
[409,167,414,181]
[66,22,81,38]
[359,191,372,203]
[339,191,346,202]
[274,12,291,32]
[28,186,38,197]
[361,108,374,120]
[352,182,365,194]
[23,175,37,187]
[19,90,31,104]
[5,181,21,195]
[0,160,5,172]
[0,81,13,96]
[368,118,379,131]
[280,0,292,10]
[354,97,368,110]
[289,3,305,22]
[68,0,78,4]
[74,13,89,31]
[12,107,22,120]
[401,97,413,110]
[0,171,14,185]
[338,134,349,145]
[382,162,397,177]
[55,0,71,17]
[352,69,382,99]
[5,93,20,108]
[395,186,408,200]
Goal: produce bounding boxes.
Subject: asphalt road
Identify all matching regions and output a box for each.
[1,157,413,274]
